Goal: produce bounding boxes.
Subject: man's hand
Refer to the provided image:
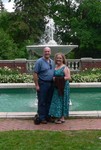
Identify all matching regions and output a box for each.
[34,72,40,91]
[35,85,40,91]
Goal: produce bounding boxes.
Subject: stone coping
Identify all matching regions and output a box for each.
[0,82,101,89]
[70,82,101,88]
[0,83,35,89]
[0,111,101,118]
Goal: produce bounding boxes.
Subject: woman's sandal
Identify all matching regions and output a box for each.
[55,119,62,124]
[61,120,65,123]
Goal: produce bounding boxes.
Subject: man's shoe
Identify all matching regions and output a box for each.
[41,120,47,124]
[34,114,41,125]
[46,117,55,123]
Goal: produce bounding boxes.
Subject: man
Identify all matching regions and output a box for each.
[33,47,54,124]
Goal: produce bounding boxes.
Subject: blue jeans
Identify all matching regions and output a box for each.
[37,80,54,121]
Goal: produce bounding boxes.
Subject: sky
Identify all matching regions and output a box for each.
[3,0,14,12]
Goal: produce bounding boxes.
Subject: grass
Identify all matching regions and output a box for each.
[0,130,101,150]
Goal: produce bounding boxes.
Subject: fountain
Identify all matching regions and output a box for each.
[26,18,78,58]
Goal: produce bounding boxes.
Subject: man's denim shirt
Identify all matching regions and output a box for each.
[34,57,55,81]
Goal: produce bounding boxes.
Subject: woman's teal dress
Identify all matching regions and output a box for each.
[49,66,70,118]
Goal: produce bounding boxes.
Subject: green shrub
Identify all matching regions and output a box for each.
[1,67,101,83]
[71,68,101,82]
[0,67,33,83]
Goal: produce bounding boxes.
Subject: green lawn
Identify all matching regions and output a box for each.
[0,130,101,150]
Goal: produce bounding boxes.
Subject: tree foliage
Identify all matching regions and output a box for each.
[0,0,101,59]
[47,0,77,45]
[9,0,48,43]
[48,0,101,58]
[0,0,4,11]
[72,0,101,58]
[0,29,17,59]
[0,0,49,59]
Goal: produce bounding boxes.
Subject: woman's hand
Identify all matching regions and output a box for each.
[64,76,67,80]
[53,77,55,81]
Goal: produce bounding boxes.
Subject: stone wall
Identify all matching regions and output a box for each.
[80,58,101,70]
[0,59,27,73]
[0,58,101,73]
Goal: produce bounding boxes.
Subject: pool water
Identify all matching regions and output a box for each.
[70,88,101,111]
[0,87,101,112]
[0,88,37,112]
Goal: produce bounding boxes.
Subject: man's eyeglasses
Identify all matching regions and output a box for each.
[49,63,52,69]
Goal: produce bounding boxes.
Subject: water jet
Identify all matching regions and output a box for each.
[26,18,78,58]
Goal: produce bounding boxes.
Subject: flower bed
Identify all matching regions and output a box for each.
[0,67,33,83]
[71,68,101,82]
[1,67,101,83]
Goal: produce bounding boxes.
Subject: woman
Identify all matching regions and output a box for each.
[49,53,71,124]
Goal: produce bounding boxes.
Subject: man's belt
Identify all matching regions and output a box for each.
[39,78,53,82]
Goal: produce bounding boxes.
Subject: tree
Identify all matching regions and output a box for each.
[9,0,48,44]
[47,0,77,44]
[0,29,18,59]
[0,11,27,59]
[48,0,101,58]
[72,0,101,58]
[0,0,49,59]
[0,0,4,11]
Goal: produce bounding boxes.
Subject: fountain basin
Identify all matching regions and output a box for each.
[0,83,101,118]
[26,45,78,57]
[1,84,101,112]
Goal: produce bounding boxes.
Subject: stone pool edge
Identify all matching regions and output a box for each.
[0,111,101,119]
[0,82,101,119]
[1,82,101,88]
